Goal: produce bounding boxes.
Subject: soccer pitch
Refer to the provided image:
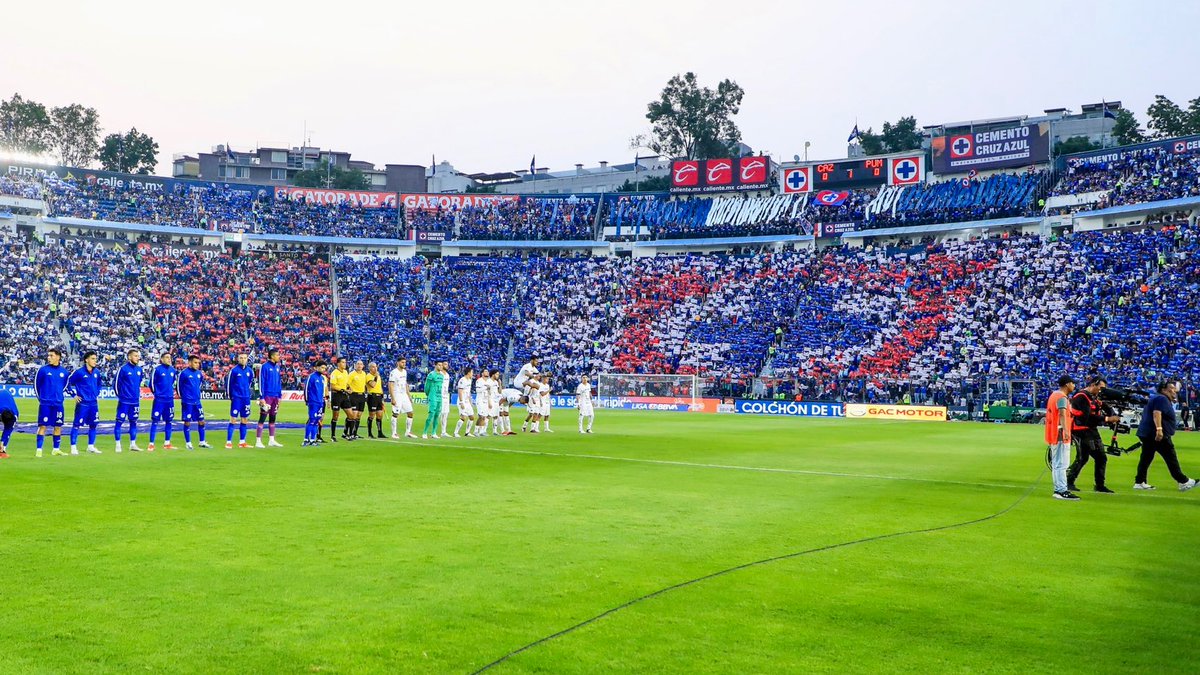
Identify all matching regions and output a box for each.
[2,400,1197,674]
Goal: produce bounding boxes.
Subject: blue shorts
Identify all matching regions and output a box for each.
[181,403,205,423]
[38,403,65,427]
[308,404,326,422]
[152,399,175,422]
[230,397,252,420]
[73,402,99,427]
[116,402,141,424]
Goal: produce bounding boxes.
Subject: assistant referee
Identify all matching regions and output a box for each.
[329,357,350,442]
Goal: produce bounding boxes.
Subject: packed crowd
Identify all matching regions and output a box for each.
[1053,145,1200,208]
[335,256,427,381]
[864,172,1046,229]
[456,197,597,241]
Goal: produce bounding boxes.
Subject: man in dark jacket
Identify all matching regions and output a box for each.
[1067,377,1120,493]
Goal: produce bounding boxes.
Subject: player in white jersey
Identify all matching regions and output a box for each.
[389,357,417,438]
[514,357,540,432]
[513,356,540,390]
[576,374,595,433]
[438,360,452,436]
[524,374,544,433]
[538,374,553,432]
[473,369,492,436]
[454,367,476,437]
[491,371,506,435]
[499,383,522,435]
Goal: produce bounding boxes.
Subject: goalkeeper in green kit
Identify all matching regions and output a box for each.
[422,361,446,439]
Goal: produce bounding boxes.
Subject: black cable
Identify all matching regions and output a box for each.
[469,467,1047,674]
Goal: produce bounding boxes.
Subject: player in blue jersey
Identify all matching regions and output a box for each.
[34,347,70,458]
[226,353,256,449]
[255,348,284,448]
[67,350,103,455]
[148,352,179,452]
[303,361,328,447]
[178,354,211,450]
[0,385,19,458]
[114,349,145,453]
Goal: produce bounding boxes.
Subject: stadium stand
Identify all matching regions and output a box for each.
[456,197,597,241]
[5,137,1200,407]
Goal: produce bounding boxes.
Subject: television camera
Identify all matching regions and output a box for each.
[1097,386,1149,456]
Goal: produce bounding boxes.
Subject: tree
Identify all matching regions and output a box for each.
[0,93,52,155]
[1110,108,1146,146]
[1146,94,1188,139]
[292,160,371,190]
[616,175,671,192]
[97,127,159,174]
[856,116,923,156]
[1185,97,1200,137]
[49,104,101,167]
[1054,136,1101,155]
[646,72,745,160]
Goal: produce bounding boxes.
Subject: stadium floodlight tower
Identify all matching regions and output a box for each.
[596,373,699,408]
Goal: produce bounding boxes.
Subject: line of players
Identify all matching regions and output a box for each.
[307,355,595,446]
[5,347,288,458]
[0,349,598,458]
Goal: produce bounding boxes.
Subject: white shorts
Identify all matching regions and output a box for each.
[579,404,593,416]
[459,399,475,416]
[392,397,413,415]
[490,397,500,414]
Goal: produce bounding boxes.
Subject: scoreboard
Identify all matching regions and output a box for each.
[810,158,887,189]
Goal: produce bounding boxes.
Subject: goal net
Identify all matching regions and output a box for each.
[596,373,698,406]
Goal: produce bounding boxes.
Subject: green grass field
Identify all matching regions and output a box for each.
[1,399,1198,674]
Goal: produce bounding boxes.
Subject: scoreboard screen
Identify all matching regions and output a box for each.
[811,158,887,189]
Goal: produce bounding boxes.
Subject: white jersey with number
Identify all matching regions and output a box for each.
[576,383,594,415]
[457,376,475,415]
[390,368,412,414]
[514,362,538,390]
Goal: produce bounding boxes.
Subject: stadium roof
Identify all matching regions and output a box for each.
[1074,195,1200,220]
[841,216,1042,239]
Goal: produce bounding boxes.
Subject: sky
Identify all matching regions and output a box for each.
[2,0,1197,177]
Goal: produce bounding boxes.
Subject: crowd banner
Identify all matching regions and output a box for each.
[734,400,845,417]
[844,403,947,421]
[415,231,446,242]
[1062,134,1200,168]
[274,186,397,209]
[400,193,518,211]
[930,123,1050,173]
[816,222,857,238]
[2,161,173,192]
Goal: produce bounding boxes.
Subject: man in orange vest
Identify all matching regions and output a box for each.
[1046,375,1081,501]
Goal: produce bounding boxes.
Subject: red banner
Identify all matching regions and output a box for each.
[274,187,397,209]
[400,193,519,212]
[670,156,771,194]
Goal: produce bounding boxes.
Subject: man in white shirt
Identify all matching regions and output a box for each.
[538,373,553,433]
[524,374,544,433]
[514,356,540,390]
[576,374,594,433]
[500,381,522,436]
[438,360,452,437]
[389,357,417,439]
[454,367,476,437]
[492,371,508,435]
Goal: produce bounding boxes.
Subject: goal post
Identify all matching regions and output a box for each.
[596,373,698,407]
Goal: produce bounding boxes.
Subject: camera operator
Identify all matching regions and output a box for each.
[1133,381,1198,492]
[1067,377,1119,494]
